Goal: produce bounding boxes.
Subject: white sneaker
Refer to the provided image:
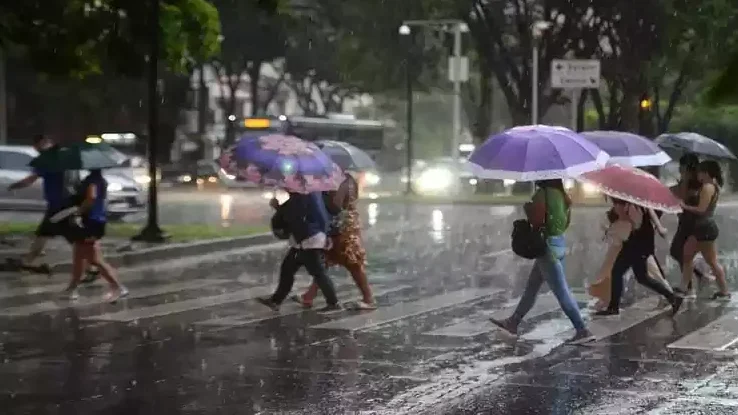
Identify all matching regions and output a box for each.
[104,287,129,303]
[60,288,79,301]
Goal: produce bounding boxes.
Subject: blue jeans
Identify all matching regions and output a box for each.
[511,235,586,332]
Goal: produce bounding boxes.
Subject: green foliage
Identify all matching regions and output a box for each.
[0,0,221,78]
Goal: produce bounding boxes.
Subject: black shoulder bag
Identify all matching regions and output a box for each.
[511,188,549,259]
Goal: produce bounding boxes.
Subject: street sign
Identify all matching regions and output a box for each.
[550,59,600,89]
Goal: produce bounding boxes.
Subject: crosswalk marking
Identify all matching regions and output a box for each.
[311,288,504,332]
[83,283,311,322]
[0,279,232,317]
[571,297,670,342]
[668,311,738,351]
[197,285,413,328]
[424,292,590,338]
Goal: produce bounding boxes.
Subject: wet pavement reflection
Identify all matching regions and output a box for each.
[2,202,738,413]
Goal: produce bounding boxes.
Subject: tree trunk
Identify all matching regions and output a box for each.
[248,63,262,116]
[471,65,493,144]
[224,86,237,145]
[576,89,588,132]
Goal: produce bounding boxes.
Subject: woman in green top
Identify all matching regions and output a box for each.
[491,179,594,344]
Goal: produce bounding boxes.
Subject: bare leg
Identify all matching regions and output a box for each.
[88,241,121,290]
[346,261,374,305]
[68,243,87,290]
[699,241,728,294]
[679,236,699,292]
[22,236,47,265]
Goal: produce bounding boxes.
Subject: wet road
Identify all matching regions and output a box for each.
[1,203,738,414]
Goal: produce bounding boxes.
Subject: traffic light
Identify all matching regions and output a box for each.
[638,93,653,136]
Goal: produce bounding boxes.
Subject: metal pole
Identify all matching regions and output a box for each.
[133,0,167,242]
[531,42,539,125]
[451,24,462,163]
[571,89,578,131]
[0,49,7,144]
[405,47,414,196]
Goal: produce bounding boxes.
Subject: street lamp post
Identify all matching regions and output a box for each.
[398,24,414,195]
[133,0,167,242]
[399,19,468,187]
[530,21,551,125]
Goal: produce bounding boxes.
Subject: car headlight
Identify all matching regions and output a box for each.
[503,179,516,187]
[220,168,236,180]
[135,175,151,184]
[364,172,380,186]
[178,174,192,183]
[564,179,575,190]
[107,183,123,192]
[416,168,453,192]
[582,182,599,195]
[208,176,217,183]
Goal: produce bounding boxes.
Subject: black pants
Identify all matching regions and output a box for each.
[608,250,675,311]
[272,248,338,305]
[670,224,705,289]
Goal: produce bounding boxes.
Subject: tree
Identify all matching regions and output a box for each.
[210,0,288,142]
[0,0,221,77]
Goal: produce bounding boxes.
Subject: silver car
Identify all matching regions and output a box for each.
[0,145,145,220]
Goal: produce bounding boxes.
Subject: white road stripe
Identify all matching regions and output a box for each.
[668,310,738,351]
[198,285,413,329]
[0,279,231,317]
[573,297,670,342]
[424,292,590,338]
[311,288,504,332]
[83,282,314,322]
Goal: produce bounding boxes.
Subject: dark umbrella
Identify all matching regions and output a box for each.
[655,132,737,160]
[29,142,124,172]
[581,131,671,167]
[316,140,377,171]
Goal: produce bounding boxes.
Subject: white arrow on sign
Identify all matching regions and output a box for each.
[550,59,601,89]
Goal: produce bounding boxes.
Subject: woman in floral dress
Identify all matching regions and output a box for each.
[293,171,376,309]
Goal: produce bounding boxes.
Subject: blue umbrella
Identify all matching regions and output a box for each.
[655,132,737,160]
[581,131,671,167]
[316,140,376,171]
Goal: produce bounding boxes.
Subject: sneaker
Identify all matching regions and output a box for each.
[671,295,684,316]
[354,300,377,310]
[316,303,343,314]
[104,287,129,303]
[594,308,619,317]
[60,288,79,301]
[256,297,280,311]
[289,295,313,308]
[489,317,518,336]
[710,292,732,301]
[567,329,596,345]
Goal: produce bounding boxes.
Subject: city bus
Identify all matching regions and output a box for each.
[221,115,385,192]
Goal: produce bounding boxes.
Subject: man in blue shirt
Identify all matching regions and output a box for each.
[7,135,70,270]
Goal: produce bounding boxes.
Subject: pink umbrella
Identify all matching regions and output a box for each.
[577,165,682,213]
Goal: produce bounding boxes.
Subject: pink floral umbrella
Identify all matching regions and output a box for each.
[220,134,343,194]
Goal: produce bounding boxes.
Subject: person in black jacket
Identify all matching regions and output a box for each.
[258,191,341,313]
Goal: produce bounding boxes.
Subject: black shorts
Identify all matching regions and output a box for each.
[81,219,106,241]
[35,210,65,237]
[693,220,719,242]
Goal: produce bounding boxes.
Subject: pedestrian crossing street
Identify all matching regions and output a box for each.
[0,270,737,354]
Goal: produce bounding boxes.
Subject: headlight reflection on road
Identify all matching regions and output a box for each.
[220,194,233,224]
[431,209,444,243]
[367,203,378,226]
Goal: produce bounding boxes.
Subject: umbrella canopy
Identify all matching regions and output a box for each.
[29,142,124,172]
[577,164,682,213]
[655,132,737,160]
[220,134,343,194]
[316,140,376,171]
[468,125,609,181]
[581,131,671,167]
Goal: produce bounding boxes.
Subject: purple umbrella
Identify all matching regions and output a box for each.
[581,131,671,167]
[468,125,609,181]
[219,134,343,193]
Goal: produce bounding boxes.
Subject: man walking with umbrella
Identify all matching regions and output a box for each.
[7,135,70,272]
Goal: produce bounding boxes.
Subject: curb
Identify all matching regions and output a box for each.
[49,232,276,273]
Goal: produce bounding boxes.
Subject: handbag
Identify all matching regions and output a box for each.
[511,188,549,259]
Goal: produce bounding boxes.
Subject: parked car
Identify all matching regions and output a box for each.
[0,145,145,221]
[400,157,478,196]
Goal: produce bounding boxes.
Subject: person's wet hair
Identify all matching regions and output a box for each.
[698,160,724,187]
[679,153,699,171]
